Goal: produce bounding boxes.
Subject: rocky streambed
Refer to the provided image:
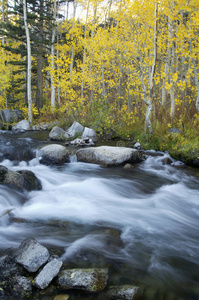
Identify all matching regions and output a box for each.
[1,129,199,300]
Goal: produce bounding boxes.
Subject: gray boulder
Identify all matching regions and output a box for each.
[37,144,70,165]
[0,165,42,191]
[168,128,182,134]
[66,121,84,138]
[34,258,63,289]
[15,238,50,272]
[57,268,108,293]
[1,109,23,123]
[49,126,69,141]
[76,146,142,166]
[12,120,30,131]
[106,285,139,299]
[81,127,96,140]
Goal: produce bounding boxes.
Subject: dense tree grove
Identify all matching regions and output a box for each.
[0,0,199,154]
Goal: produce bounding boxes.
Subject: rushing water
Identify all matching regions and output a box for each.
[1,131,199,299]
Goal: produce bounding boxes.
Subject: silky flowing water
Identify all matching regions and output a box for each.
[0,131,199,299]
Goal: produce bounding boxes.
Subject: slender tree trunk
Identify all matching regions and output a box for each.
[2,0,7,108]
[145,2,158,133]
[23,0,32,124]
[70,1,76,79]
[81,1,89,104]
[190,40,199,112]
[51,0,57,109]
[36,0,44,112]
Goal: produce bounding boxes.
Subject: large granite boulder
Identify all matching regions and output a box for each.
[76,146,143,166]
[1,109,23,123]
[37,144,70,165]
[66,121,84,138]
[81,127,96,140]
[15,238,50,273]
[34,258,63,289]
[0,165,42,191]
[57,268,108,293]
[49,126,69,141]
[12,120,30,131]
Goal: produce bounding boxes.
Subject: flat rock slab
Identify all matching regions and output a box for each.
[15,238,50,273]
[37,144,70,165]
[57,268,108,293]
[106,285,139,299]
[76,146,142,166]
[34,258,63,289]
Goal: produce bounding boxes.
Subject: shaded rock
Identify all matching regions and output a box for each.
[1,109,23,123]
[106,285,139,299]
[49,126,69,141]
[15,238,50,272]
[145,150,164,157]
[123,163,134,169]
[37,144,70,165]
[54,295,70,300]
[192,158,199,168]
[81,127,96,140]
[69,138,95,147]
[161,156,173,165]
[76,146,142,166]
[133,142,141,150]
[0,165,42,191]
[13,275,32,296]
[34,258,63,289]
[57,268,108,293]
[12,120,30,131]
[66,121,84,138]
[168,128,182,134]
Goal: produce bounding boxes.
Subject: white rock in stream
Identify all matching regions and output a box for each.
[15,238,50,273]
[34,258,63,289]
[106,285,139,299]
[66,121,84,137]
[12,120,30,131]
[76,146,143,166]
[57,268,108,293]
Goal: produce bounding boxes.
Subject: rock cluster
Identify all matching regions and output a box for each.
[0,238,140,299]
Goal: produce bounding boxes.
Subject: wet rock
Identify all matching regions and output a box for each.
[15,238,50,272]
[13,275,32,296]
[81,127,96,140]
[12,120,30,131]
[106,285,139,299]
[34,258,63,289]
[145,150,164,157]
[123,163,134,169]
[37,144,70,165]
[76,146,142,166]
[133,142,141,150]
[0,165,42,191]
[54,295,70,300]
[49,126,69,141]
[57,268,108,293]
[1,109,23,123]
[160,156,173,165]
[69,138,95,147]
[66,121,84,138]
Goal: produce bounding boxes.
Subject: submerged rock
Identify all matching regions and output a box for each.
[37,144,70,165]
[106,285,139,299]
[76,146,143,166]
[0,165,42,191]
[57,268,108,293]
[15,238,50,273]
[12,120,30,131]
[49,126,69,141]
[34,258,63,289]
[13,275,32,297]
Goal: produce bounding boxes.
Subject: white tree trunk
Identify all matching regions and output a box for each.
[2,0,7,108]
[51,0,57,109]
[145,2,158,133]
[23,0,32,124]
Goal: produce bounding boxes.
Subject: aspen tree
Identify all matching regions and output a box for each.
[51,0,57,109]
[23,0,32,123]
